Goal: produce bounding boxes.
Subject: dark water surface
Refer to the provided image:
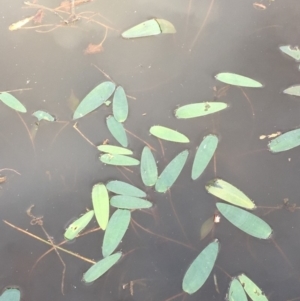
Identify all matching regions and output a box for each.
[1,0,300,300]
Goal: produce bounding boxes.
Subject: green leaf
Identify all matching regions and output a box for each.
[268,128,300,153]
[0,92,26,113]
[150,125,189,143]
[216,203,272,239]
[182,240,219,294]
[175,102,228,119]
[200,216,214,240]
[238,274,269,301]
[141,146,158,186]
[192,135,218,180]
[64,210,94,240]
[97,145,133,155]
[155,19,176,33]
[155,150,189,193]
[110,196,152,209]
[279,45,300,61]
[283,85,300,96]
[73,82,115,120]
[106,180,146,198]
[228,278,248,301]
[206,179,256,209]
[100,154,140,166]
[82,252,122,283]
[113,86,128,122]
[106,115,128,147]
[0,288,21,301]
[215,73,263,88]
[92,183,109,230]
[102,209,131,257]
[32,110,55,122]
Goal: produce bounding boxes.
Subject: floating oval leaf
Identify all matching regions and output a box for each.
[268,128,300,153]
[238,274,269,301]
[92,183,109,230]
[0,288,21,301]
[110,196,152,209]
[216,203,272,239]
[156,19,176,33]
[106,180,146,198]
[155,150,189,193]
[206,179,256,209]
[73,81,115,120]
[228,278,247,301]
[283,85,300,96]
[97,145,133,155]
[175,102,228,119]
[32,110,55,122]
[106,115,128,147]
[141,146,158,186]
[64,210,94,240]
[0,92,27,113]
[113,86,128,122]
[279,45,300,61]
[82,252,122,283]
[102,209,131,257]
[200,216,214,240]
[150,125,189,143]
[215,73,263,88]
[192,135,218,180]
[182,240,219,294]
[100,154,140,166]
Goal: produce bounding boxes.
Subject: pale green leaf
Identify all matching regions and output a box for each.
[175,103,228,119]
[106,115,128,147]
[192,135,218,180]
[0,288,20,301]
[155,150,189,193]
[216,203,272,239]
[279,45,300,61]
[150,125,189,143]
[82,252,122,283]
[206,179,256,209]
[268,129,300,153]
[32,110,55,122]
[106,180,146,198]
[110,196,152,209]
[156,19,176,33]
[100,154,140,166]
[102,209,130,257]
[215,73,263,87]
[182,240,219,294]
[97,145,133,155]
[228,278,248,301]
[73,82,115,120]
[283,85,300,96]
[92,183,109,230]
[141,146,158,186]
[113,86,128,122]
[0,92,26,113]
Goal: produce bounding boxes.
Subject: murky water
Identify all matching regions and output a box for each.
[1,0,300,300]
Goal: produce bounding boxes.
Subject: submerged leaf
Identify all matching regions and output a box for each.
[283,85,300,96]
[268,128,300,153]
[106,180,146,198]
[102,209,130,257]
[100,154,140,166]
[279,45,300,61]
[192,135,218,180]
[113,86,128,122]
[155,150,189,193]
[82,252,122,283]
[106,115,128,147]
[141,146,158,186]
[206,179,256,209]
[156,19,176,33]
[200,216,214,240]
[97,145,133,155]
[0,92,27,113]
[110,195,152,209]
[0,287,21,301]
[228,278,248,301]
[64,210,94,240]
[73,82,115,119]
[175,103,228,119]
[182,240,219,294]
[92,183,109,230]
[150,125,189,143]
[216,203,272,239]
[32,110,55,122]
[238,274,269,301]
[215,73,263,88]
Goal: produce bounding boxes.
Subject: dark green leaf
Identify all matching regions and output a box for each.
[102,209,131,257]
[100,154,140,166]
[0,92,26,113]
[141,146,158,186]
[279,45,300,61]
[0,288,20,301]
[215,73,263,87]
[283,85,300,96]
[92,183,109,230]
[192,135,218,180]
[97,145,133,155]
[182,240,219,294]
[82,252,122,283]
[32,110,55,122]
[113,86,128,122]
[268,128,300,153]
[150,125,189,143]
[110,196,152,209]
[228,278,247,301]
[106,180,146,198]
[216,203,272,239]
[73,82,115,120]
[106,115,128,147]
[155,150,189,193]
